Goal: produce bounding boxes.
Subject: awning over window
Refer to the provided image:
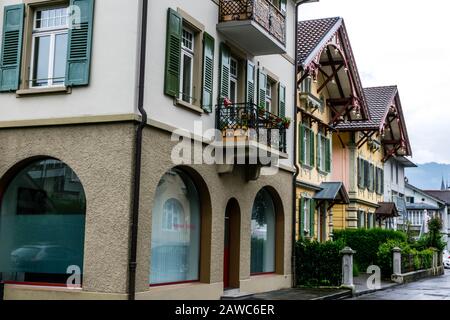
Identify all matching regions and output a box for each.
[313,182,350,206]
[375,202,400,219]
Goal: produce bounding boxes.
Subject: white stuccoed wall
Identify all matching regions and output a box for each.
[145,0,296,166]
[0,0,141,120]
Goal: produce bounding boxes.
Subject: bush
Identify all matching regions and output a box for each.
[295,239,345,287]
[333,229,406,271]
[376,240,435,277]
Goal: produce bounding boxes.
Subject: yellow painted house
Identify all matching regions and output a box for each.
[295,18,413,240]
[333,86,412,230]
[295,17,369,241]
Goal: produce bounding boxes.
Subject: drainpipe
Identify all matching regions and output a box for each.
[128,0,149,301]
[291,2,300,289]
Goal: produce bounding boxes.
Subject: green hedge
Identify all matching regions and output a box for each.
[333,229,406,271]
[376,240,434,276]
[295,239,345,287]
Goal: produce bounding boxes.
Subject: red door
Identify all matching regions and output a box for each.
[224,214,230,289]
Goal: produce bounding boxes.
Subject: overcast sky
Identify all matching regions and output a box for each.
[298,0,450,164]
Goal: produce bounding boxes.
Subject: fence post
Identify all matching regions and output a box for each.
[393,247,402,275]
[341,247,356,292]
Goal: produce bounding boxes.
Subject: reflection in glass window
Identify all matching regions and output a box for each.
[251,189,276,274]
[150,169,201,285]
[0,159,86,284]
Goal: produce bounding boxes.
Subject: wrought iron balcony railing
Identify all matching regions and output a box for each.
[219,0,286,46]
[216,102,287,153]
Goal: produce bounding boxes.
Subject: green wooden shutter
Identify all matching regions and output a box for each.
[278,83,286,118]
[364,160,369,189]
[258,69,267,110]
[299,124,305,165]
[219,43,231,100]
[316,133,321,170]
[325,137,331,173]
[310,129,315,167]
[381,169,385,194]
[246,61,255,103]
[163,8,182,97]
[299,198,305,238]
[357,158,361,188]
[310,199,315,238]
[0,4,24,92]
[201,32,215,113]
[66,0,95,86]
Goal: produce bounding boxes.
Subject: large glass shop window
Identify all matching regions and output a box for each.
[0,159,86,284]
[250,189,276,274]
[150,169,201,285]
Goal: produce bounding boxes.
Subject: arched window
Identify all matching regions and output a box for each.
[0,158,86,285]
[150,169,201,285]
[250,188,276,274]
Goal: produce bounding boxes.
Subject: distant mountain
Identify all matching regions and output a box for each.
[405,162,450,190]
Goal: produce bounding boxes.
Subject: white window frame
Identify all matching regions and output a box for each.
[229,57,238,103]
[303,125,312,167]
[30,6,69,89]
[179,27,195,104]
[265,78,273,112]
[318,133,327,171]
[304,198,311,235]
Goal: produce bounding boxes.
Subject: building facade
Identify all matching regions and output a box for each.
[0,0,298,300]
[404,183,448,248]
[423,189,450,250]
[384,156,417,230]
[295,17,366,242]
[332,86,413,231]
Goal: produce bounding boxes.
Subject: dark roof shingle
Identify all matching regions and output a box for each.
[335,86,398,130]
[297,17,341,66]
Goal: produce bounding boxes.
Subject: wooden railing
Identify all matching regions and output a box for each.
[219,0,286,46]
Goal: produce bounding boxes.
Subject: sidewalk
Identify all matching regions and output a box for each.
[231,287,352,300]
[353,274,399,297]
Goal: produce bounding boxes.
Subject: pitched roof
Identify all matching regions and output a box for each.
[297,17,369,121]
[375,202,399,218]
[424,190,450,205]
[297,17,341,67]
[335,86,398,130]
[314,182,350,204]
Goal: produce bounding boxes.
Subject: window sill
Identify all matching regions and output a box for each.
[16,86,72,97]
[300,164,313,170]
[175,99,204,114]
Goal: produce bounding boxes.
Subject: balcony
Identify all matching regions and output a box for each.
[218,0,287,56]
[216,102,288,155]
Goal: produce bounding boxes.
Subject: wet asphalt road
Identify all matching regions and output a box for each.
[350,269,450,300]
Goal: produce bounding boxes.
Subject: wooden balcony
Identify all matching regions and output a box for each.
[218,0,287,56]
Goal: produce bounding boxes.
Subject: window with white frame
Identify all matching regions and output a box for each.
[180,27,195,104]
[304,198,311,235]
[229,57,238,103]
[30,7,69,88]
[265,78,274,112]
[317,132,329,172]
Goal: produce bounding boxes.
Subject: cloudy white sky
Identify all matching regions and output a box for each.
[298,0,450,164]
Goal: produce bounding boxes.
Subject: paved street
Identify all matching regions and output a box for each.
[351,270,450,300]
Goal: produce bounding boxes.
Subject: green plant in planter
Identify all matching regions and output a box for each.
[281,117,292,129]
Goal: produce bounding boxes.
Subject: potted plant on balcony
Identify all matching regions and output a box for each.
[281,117,292,129]
[223,97,233,108]
[258,105,266,117]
